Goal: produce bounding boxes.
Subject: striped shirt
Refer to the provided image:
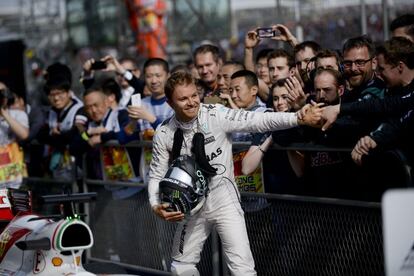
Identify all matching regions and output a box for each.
[232,98,268,142]
[138,96,174,132]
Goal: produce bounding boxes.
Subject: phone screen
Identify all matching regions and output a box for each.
[131,93,141,107]
[91,61,107,70]
[257,28,275,38]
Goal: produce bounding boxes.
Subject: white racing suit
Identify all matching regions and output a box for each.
[148,103,299,276]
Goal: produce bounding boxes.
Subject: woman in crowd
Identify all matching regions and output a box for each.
[0,82,29,189]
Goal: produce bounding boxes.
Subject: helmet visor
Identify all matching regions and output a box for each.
[168,167,193,187]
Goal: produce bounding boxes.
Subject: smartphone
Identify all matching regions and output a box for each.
[257,27,275,38]
[131,93,141,107]
[91,61,107,70]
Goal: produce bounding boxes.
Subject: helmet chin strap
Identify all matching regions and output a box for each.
[192,132,217,177]
[172,128,184,161]
[171,128,217,177]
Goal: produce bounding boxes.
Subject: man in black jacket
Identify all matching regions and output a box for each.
[318,38,414,164]
[350,37,414,164]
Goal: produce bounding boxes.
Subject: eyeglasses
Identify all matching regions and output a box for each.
[342,58,372,69]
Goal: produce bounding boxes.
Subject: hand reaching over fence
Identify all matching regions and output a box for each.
[351,135,377,165]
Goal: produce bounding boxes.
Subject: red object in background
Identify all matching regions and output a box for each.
[0,189,32,224]
[0,190,13,221]
[126,0,168,59]
[0,208,13,221]
[0,152,11,167]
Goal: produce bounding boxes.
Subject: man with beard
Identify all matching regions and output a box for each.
[341,35,385,102]
[321,37,414,131]
[315,69,344,105]
[300,69,361,198]
[315,38,414,200]
[349,37,414,164]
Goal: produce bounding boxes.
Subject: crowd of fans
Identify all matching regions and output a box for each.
[0,13,413,202]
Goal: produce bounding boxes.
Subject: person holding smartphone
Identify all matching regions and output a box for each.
[0,83,29,189]
[243,25,299,102]
[81,56,145,108]
[124,58,173,135]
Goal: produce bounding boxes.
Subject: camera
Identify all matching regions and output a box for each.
[257,27,276,38]
[91,61,107,70]
[0,88,15,107]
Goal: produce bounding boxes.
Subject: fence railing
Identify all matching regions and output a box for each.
[22,141,413,275]
[83,181,383,276]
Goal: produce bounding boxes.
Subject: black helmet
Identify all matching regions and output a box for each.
[159,155,209,216]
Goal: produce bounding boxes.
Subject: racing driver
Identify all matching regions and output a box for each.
[148,71,322,275]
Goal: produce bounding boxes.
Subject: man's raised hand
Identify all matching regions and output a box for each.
[271,24,298,46]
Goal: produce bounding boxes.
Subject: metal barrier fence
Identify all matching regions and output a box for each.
[242,194,382,276]
[23,141,412,275]
[83,180,383,276]
[84,183,214,275]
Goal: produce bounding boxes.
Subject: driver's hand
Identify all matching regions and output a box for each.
[153,203,184,222]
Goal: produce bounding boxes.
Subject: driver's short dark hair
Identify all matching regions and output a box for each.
[165,71,196,100]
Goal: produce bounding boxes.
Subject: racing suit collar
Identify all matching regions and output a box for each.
[173,115,198,131]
